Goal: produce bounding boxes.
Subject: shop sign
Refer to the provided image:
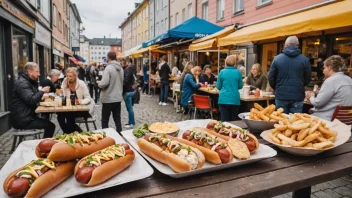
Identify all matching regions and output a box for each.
[72,47,80,52]
[0,0,35,28]
[35,21,51,48]
[195,33,209,38]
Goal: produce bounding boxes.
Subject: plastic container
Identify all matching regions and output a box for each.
[243,85,250,97]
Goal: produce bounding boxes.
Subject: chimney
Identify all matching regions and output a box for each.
[128,12,131,16]
[135,3,140,8]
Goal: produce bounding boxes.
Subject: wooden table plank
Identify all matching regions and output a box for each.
[240,96,275,102]
[152,152,352,198]
[35,105,89,113]
[74,141,352,198]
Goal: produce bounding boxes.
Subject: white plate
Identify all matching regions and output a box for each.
[260,119,351,156]
[0,128,154,198]
[122,119,277,178]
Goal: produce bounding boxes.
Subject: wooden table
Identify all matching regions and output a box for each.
[74,120,352,198]
[198,87,219,95]
[35,105,89,113]
[241,95,275,111]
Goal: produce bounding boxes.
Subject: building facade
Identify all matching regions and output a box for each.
[69,3,82,55]
[169,0,196,29]
[110,40,122,55]
[89,38,121,63]
[52,0,71,67]
[120,17,132,53]
[79,35,90,64]
[149,0,169,39]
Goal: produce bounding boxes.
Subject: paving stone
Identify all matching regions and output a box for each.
[314,190,341,198]
[312,182,335,193]
[333,186,352,196]
[328,178,352,188]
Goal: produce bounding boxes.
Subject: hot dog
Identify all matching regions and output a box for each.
[137,134,205,173]
[179,127,234,164]
[3,159,75,198]
[74,144,135,186]
[206,121,259,153]
[35,132,116,161]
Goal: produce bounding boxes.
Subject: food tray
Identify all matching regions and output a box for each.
[122,119,277,178]
[0,128,154,198]
[239,112,278,133]
[260,119,351,156]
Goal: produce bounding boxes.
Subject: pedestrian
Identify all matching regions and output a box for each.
[306,55,352,121]
[158,55,171,106]
[86,62,99,104]
[181,66,202,114]
[98,52,124,133]
[11,62,56,138]
[58,67,95,133]
[268,36,311,114]
[216,55,243,122]
[142,61,150,95]
[55,62,65,85]
[246,63,268,90]
[77,62,86,81]
[123,58,137,129]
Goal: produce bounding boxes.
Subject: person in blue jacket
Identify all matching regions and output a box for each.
[268,36,311,114]
[216,55,243,122]
[181,66,202,113]
[142,62,149,95]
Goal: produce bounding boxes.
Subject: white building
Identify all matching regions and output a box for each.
[79,35,90,64]
[89,37,120,64]
[69,3,82,54]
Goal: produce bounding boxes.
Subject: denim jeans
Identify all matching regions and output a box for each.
[142,82,149,94]
[275,99,303,114]
[124,92,135,125]
[159,80,169,103]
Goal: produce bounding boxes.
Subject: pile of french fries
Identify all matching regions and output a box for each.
[249,103,287,121]
[269,113,337,149]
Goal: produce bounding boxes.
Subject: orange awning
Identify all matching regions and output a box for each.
[218,0,352,46]
[189,39,216,51]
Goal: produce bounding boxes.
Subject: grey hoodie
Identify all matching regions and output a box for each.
[98,60,124,103]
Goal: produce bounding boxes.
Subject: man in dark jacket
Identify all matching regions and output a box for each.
[268,36,311,114]
[123,58,136,129]
[158,55,171,106]
[11,62,56,138]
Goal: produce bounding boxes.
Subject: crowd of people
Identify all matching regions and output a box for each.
[9,35,352,138]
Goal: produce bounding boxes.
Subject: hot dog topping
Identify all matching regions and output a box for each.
[210,121,251,141]
[188,130,227,149]
[82,144,126,168]
[52,132,106,146]
[147,134,199,170]
[15,159,57,185]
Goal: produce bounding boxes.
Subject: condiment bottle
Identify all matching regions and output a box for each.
[255,89,260,97]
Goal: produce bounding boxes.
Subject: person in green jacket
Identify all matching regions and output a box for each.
[216,55,243,121]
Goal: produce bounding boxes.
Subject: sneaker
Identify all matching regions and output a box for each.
[162,102,168,106]
[159,102,162,105]
[124,124,135,129]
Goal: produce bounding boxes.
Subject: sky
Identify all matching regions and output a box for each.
[71,0,137,39]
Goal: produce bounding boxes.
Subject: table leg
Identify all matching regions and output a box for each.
[292,186,311,198]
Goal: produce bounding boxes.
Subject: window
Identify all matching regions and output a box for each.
[161,20,164,32]
[156,0,159,11]
[175,12,179,26]
[217,0,225,20]
[188,3,192,19]
[37,0,41,10]
[257,0,272,6]
[146,5,149,18]
[161,0,163,8]
[53,5,57,26]
[202,2,208,21]
[58,13,62,31]
[182,9,185,22]
[233,0,244,13]
[146,30,148,40]
[63,0,66,12]
[156,23,159,35]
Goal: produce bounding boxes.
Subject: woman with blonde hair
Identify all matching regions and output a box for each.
[58,67,94,133]
[179,61,195,91]
[216,55,243,121]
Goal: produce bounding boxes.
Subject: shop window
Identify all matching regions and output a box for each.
[302,38,327,81]
[261,43,277,75]
[333,35,352,69]
[12,28,29,81]
[44,48,51,76]
[217,0,225,20]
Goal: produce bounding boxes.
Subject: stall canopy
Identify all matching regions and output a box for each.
[69,57,79,64]
[73,54,86,63]
[189,25,235,51]
[125,44,142,56]
[218,0,352,47]
[143,17,224,48]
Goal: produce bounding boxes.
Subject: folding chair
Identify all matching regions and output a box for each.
[192,94,218,120]
[331,105,352,125]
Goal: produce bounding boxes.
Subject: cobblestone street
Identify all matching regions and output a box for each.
[0,95,351,197]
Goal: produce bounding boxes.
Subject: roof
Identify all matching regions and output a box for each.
[89,38,122,46]
[119,0,147,28]
[80,35,90,42]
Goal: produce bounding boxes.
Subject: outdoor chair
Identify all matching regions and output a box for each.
[331,105,352,125]
[149,79,157,95]
[10,129,43,153]
[76,105,98,131]
[192,94,218,120]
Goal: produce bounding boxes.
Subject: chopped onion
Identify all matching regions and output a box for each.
[211,143,221,151]
[20,175,32,179]
[229,131,233,138]
[90,161,100,166]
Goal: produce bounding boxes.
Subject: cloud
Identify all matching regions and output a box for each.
[71,0,136,39]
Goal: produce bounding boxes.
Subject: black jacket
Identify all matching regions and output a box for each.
[268,46,311,101]
[77,66,85,81]
[123,65,135,93]
[11,74,44,128]
[159,63,171,81]
[200,73,217,84]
